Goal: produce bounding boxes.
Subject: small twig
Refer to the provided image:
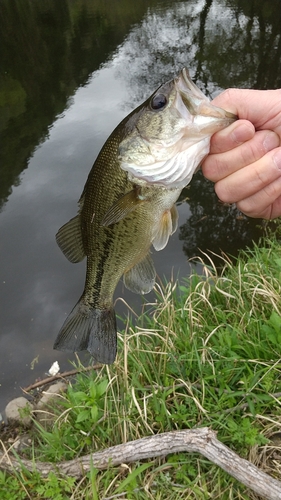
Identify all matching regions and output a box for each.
[1,428,281,499]
[22,364,102,393]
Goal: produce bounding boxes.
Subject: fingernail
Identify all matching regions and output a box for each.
[231,123,254,144]
[273,149,281,170]
[263,132,280,152]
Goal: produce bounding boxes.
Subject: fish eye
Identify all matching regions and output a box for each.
[150,93,167,110]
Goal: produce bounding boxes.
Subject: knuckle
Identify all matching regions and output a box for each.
[263,180,281,200]
[218,88,236,103]
[214,181,232,204]
[236,199,254,216]
[202,156,219,181]
[240,137,263,165]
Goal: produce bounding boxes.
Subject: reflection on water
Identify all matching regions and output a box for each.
[0,0,280,413]
[179,172,268,262]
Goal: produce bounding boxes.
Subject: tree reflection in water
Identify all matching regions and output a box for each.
[0,0,280,281]
[178,171,266,266]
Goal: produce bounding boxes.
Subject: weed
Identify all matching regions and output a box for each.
[3,236,281,498]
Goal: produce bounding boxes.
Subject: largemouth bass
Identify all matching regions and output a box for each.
[54,68,236,364]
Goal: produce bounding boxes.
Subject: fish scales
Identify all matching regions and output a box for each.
[81,135,178,304]
[54,68,237,364]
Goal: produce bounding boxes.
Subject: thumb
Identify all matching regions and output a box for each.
[211,88,281,133]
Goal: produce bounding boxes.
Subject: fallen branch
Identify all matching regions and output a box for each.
[1,427,281,499]
[22,364,102,393]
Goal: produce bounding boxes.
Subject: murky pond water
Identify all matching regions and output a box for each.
[0,0,280,414]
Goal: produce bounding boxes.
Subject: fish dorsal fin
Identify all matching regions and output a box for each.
[102,187,146,226]
[56,215,85,263]
[152,205,178,251]
[123,253,156,294]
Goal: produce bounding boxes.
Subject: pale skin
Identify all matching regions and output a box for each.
[201,88,281,219]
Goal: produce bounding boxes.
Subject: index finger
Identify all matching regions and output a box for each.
[209,119,255,154]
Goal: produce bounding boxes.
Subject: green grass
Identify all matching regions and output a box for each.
[2,233,281,499]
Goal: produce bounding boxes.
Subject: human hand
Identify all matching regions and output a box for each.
[201,88,281,219]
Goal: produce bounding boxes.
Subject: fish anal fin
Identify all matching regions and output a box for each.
[123,253,156,294]
[56,215,85,263]
[152,207,176,251]
[54,299,117,365]
[102,187,146,226]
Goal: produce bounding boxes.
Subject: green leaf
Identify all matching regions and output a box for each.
[76,410,90,423]
[114,462,153,493]
[72,391,87,403]
[268,332,279,346]
[89,382,97,400]
[91,405,99,421]
[261,323,274,335]
[269,311,281,333]
[97,378,108,397]
[246,397,256,416]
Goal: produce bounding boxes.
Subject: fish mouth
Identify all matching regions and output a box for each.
[119,68,238,190]
[176,67,237,123]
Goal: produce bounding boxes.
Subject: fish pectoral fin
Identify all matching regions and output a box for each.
[152,206,178,251]
[123,253,156,294]
[56,215,86,263]
[102,187,146,226]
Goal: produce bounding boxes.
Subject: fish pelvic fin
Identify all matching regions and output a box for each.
[152,204,179,251]
[102,187,146,226]
[170,204,179,234]
[123,252,156,294]
[54,299,117,364]
[56,215,85,263]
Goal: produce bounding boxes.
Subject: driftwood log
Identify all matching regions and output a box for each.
[1,427,281,499]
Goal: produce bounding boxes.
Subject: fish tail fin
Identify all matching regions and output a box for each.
[53,298,117,364]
